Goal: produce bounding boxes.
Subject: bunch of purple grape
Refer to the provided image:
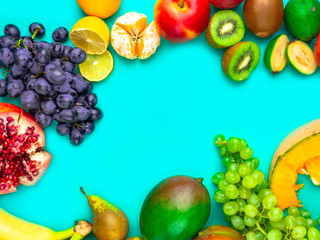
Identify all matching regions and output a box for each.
[0,23,103,146]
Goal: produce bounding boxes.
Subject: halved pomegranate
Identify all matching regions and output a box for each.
[0,103,51,194]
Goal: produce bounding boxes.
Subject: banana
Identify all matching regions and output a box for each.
[0,208,92,240]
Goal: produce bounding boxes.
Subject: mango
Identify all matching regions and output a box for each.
[140,175,211,240]
[193,225,245,240]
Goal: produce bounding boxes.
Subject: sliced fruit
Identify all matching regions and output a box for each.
[286,40,317,75]
[222,41,260,81]
[0,103,51,194]
[269,119,320,209]
[79,50,113,82]
[70,16,110,55]
[264,34,290,73]
[206,10,245,49]
[111,12,160,60]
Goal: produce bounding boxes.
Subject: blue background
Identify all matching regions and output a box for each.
[1,0,320,239]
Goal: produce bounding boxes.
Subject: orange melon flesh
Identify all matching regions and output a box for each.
[270,119,320,210]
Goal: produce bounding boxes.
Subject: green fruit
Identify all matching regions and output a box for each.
[206,10,245,49]
[264,34,290,73]
[140,175,210,240]
[284,0,320,41]
[286,40,317,75]
[222,41,261,81]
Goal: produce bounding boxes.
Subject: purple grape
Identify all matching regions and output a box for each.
[79,121,95,135]
[34,41,53,54]
[85,92,98,107]
[35,111,52,128]
[47,89,58,98]
[69,48,87,64]
[52,27,68,42]
[13,48,31,58]
[34,78,52,95]
[70,128,85,146]
[89,108,103,122]
[0,36,15,49]
[0,79,7,97]
[14,53,34,69]
[56,123,72,136]
[53,108,62,122]
[56,94,74,108]
[7,79,25,98]
[0,48,14,67]
[20,36,34,51]
[35,48,51,66]
[11,64,28,78]
[62,61,75,73]
[73,106,90,121]
[4,24,20,40]
[20,90,39,110]
[29,22,46,36]
[53,83,70,93]
[71,78,89,93]
[59,109,76,123]
[65,72,73,83]
[46,68,66,84]
[50,58,63,68]
[40,98,57,114]
[45,63,56,72]
[68,89,78,99]
[26,77,37,90]
[62,45,72,58]
[30,61,45,75]
[51,42,64,58]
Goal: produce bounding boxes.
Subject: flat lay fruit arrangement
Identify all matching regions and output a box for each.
[1,0,320,239]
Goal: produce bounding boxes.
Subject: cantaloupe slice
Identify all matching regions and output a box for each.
[269,119,320,210]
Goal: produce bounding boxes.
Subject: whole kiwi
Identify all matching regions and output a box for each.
[243,0,284,38]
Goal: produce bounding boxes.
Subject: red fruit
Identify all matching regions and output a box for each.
[315,33,320,66]
[193,225,245,240]
[209,0,244,9]
[0,103,51,194]
[154,0,211,43]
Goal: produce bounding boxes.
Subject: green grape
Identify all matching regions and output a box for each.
[225,184,239,199]
[267,207,283,222]
[239,164,251,178]
[246,232,257,240]
[212,172,225,185]
[231,215,245,230]
[244,204,258,218]
[219,147,228,157]
[251,157,260,169]
[285,215,297,229]
[223,156,233,167]
[240,138,248,147]
[218,179,229,191]
[244,160,255,172]
[227,137,243,153]
[300,210,311,219]
[225,171,240,184]
[228,163,239,172]
[292,226,307,239]
[306,219,316,229]
[262,194,277,209]
[214,190,230,203]
[225,215,232,222]
[244,215,256,227]
[296,216,306,227]
[269,219,285,230]
[237,199,246,212]
[242,175,258,189]
[255,231,265,240]
[240,147,253,160]
[214,134,226,147]
[308,227,320,240]
[266,221,275,232]
[253,180,269,193]
[288,206,300,217]
[247,193,261,208]
[258,189,273,201]
[223,201,238,216]
[317,217,320,226]
[251,170,265,184]
[239,185,251,199]
[267,229,282,240]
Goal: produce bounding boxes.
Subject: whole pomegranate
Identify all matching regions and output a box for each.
[0,103,51,194]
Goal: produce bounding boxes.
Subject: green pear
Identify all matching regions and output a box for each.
[80,187,129,240]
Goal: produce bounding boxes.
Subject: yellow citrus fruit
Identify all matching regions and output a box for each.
[76,0,121,19]
[70,16,110,55]
[111,12,161,60]
[79,50,113,82]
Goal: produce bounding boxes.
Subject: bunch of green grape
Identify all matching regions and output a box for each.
[212,134,320,240]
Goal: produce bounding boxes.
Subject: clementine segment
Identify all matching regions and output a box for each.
[111,12,161,60]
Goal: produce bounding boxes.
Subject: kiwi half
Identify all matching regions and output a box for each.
[206,10,245,49]
[286,40,317,75]
[264,34,290,74]
[222,41,261,81]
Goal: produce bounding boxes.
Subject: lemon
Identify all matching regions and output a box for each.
[70,16,110,55]
[79,50,114,82]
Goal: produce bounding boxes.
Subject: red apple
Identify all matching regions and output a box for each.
[193,225,245,240]
[314,33,320,66]
[154,0,211,43]
[209,0,244,9]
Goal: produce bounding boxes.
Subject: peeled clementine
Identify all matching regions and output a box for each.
[76,0,121,19]
[111,12,161,60]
